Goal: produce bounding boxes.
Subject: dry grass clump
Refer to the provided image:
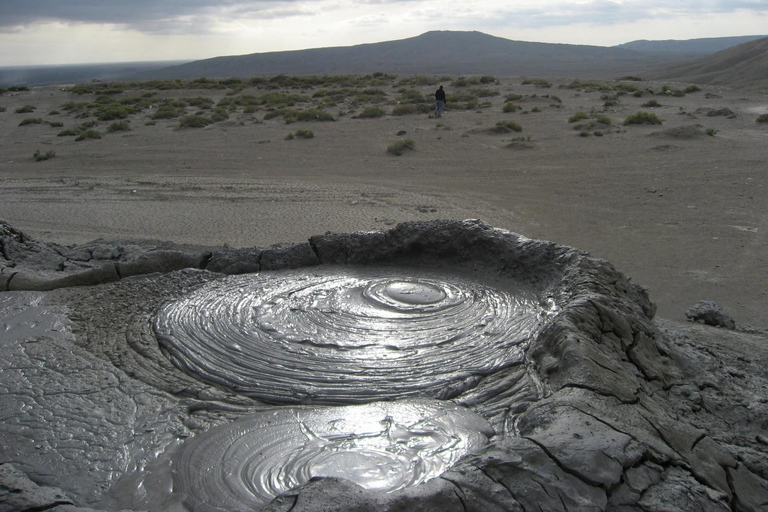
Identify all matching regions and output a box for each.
[179,115,212,128]
[33,149,56,161]
[18,117,43,126]
[757,114,768,123]
[387,138,415,155]
[355,106,386,118]
[107,120,131,132]
[75,129,102,141]
[624,111,662,125]
[285,129,314,140]
[568,112,589,123]
[15,105,36,113]
[642,99,662,108]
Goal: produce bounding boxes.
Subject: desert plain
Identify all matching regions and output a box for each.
[0,74,766,327]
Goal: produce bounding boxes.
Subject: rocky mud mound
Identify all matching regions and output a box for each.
[1,219,767,512]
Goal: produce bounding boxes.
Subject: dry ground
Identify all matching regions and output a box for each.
[1,76,766,326]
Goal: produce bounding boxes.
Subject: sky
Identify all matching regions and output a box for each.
[1,0,767,66]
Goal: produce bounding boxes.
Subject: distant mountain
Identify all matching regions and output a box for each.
[0,61,189,88]
[649,37,768,90]
[616,35,767,59]
[132,31,684,81]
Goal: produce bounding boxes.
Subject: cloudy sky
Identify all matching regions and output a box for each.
[1,0,766,66]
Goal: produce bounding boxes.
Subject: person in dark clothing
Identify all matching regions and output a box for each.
[435,85,446,118]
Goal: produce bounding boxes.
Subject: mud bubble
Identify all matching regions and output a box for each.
[172,400,493,512]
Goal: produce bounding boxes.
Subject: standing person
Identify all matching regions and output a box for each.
[435,85,446,118]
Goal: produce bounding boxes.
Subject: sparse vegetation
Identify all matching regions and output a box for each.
[387,138,415,155]
[624,111,662,125]
[107,120,131,132]
[706,128,718,136]
[46,121,64,128]
[0,106,6,112]
[522,78,551,88]
[757,114,768,123]
[568,80,610,92]
[502,102,520,113]
[18,117,43,126]
[617,76,643,81]
[642,99,662,108]
[33,149,56,161]
[15,105,36,113]
[75,129,102,141]
[179,115,212,128]
[683,85,701,93]
[491,121,523,133]
[293,129,314,139]
[355,106,386,118]
[568,112,589,123]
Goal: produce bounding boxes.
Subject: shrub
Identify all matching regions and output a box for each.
[46,121,64,128]
[387,138,415,155]
[19,117,43,126]
[15,105,36,113]
[706,128,717,136]
[97,106,133,121]
[0,106,5,112]
[642,99,662,108]
[150,107,182,120]
[505,94,524,102]
[58,129,79,137]
[522,78,551,88]
[107,120,130,132]
[492,121,523,133]
[243,106,256,114]
[568,112,589,123]
[531,106,541,113]
[294,109,334,122]
[624,111,662,125]
[294,129,314,139]
[49,110,60,115]
[502,102,520,113]
[75,129,102,141]
[210,108,230,122]
[756,114,768,123]
[568,80,610,91]
[683,85,701,93]
[594,114,612,125]
[356,106,386,118]
[33,149,56,161]
[186,97,215,109]
[617,76,643,81]
[614,83,639,93]
[479,75,497,84]
[392,104,432,116]
[179,115,212,128]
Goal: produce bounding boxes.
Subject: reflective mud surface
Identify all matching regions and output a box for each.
[172,400,494,512]
[154,266,546,404]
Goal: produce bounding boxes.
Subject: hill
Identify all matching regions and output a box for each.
[133,31,683,80]
[617,35,766,59]
[649,37,768,90]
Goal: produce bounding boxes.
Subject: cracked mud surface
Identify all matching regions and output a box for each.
[2,219,768,512]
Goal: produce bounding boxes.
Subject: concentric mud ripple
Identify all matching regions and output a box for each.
[173,400,494,511]
[154,266,545,404]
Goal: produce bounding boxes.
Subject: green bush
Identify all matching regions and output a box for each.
[683,85,701,93]
[107,120,130,132]
[756,114,768,123]
[706,128,717,136]
[502,102,520,113]
[19,117,43,126]
[568,112,589,123]
[594,114,612,125]
[15,105,36,113]
[505,94,524,102]
[294,109,334,122]
[46,121,64,128]
[150,107,183,120]
[387,138,415,155]
[210,108,230,122]
[57,129,79,137]
[179,115,212,128]
[624,111,662,125]
[97,106,133,121]
[294,129,314,139]
[642,99,662,108]
[356,106,386,118]
[492,121,523,133]
[185,97,215,109]
[75,129,102,141]
[479,76,497,84]
[522,78,551,88]
[568,80,610,91]
[48,110,60,115]
[33,149,56,161]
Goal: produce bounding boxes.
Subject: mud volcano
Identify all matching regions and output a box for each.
[154,267,546,404]
[1,219,767,512]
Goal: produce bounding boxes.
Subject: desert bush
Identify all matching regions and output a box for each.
[210,108,230,122]
[479,76,497,84]
[505,94,524,102]
[624,111,662,125]
[243,106,256,114]
[15,105,36,113]
[522,78,551,88]
[568,112,589,123]
[185,97,215,109]
[179,115,212,128]
[387,138,415,155]
[293,129,314,139]
[502,102,520,113]
[48,110,60,115]
[19,117,43,126]
[594,114,612,125]
[107,120,130,132]
[398,89,427,104]
[683,85,701,93]
[670,90,686,97]
[33,149,56,161]
[294,109,334,122]
[46,121,64,128]
[756,114,768,123]
[471,88,500,98]
[356,106,386,118]
[568,80,610,92]
[531,106,541,113]
[97,105,133,121]
[75,129,102,141]
[614,83,640,93]
[57,129,78,137]
[62,101,89,112]
[617,76,643,81]
[452,77,482,87]
[706,128,717,136]
[392,104,432,116]
[0,106,6,112]
[150,107,183,120]
[493,121,523,133]
[642,99,662,108]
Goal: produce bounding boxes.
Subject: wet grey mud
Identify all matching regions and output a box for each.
[1,219,768,512]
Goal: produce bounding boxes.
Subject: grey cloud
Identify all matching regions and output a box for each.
[0,0,304,31]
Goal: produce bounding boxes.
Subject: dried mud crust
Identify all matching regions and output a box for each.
[2,219,768,511]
